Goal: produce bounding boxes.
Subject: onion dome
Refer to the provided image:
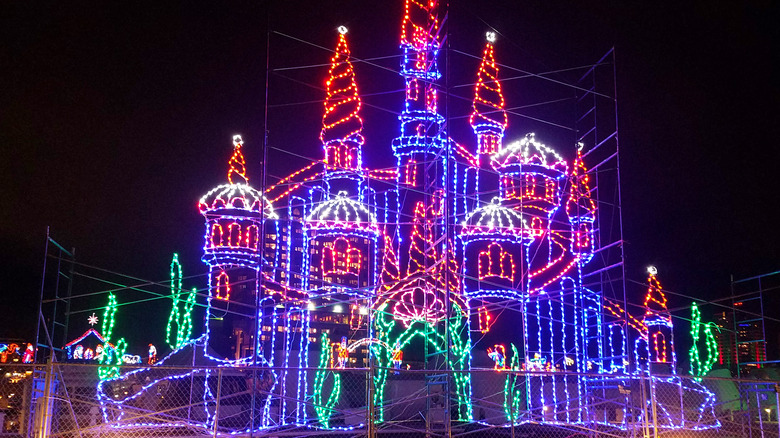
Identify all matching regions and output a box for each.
[470,32,507,137]
[306,191,378,233]
[462,197,527,236]
[198,135,277,218]
[491,133,568,173]
[199,184,277,218]
[320,26,364,170]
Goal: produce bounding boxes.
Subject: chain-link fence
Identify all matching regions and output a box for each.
[2,362,778,437]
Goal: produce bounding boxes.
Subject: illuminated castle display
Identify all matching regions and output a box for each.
[96,0,720,433]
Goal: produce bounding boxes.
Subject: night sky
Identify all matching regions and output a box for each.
[1,1,778,358]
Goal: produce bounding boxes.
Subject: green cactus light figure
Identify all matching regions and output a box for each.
[165,253,197,350]
[689,302,719,380]
[98,292,127,380]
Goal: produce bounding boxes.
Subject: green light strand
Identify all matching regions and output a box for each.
[371,302,472,423]
[448,304,473,421]
[503,343,522,423]
[313,332,341,428]
[165,253,197,350]
[98,292,125,380]
[689,302,720,381]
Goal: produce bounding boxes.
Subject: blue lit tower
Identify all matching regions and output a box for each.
[305,26,379,308]
[566,145,605,374]
[491,136,587,423]
[199,135,279,362]
[393,0,450,271]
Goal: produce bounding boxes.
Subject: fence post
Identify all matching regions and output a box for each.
[213,368,222,438]
[775,384,780,438]
[367,362,375,437]
[34,358,55,438]
[510,371,515,438]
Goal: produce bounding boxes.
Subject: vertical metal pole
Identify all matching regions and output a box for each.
[639,373,650,438]
[36,358,54,438]
[756,389,765,438]
[34,228,51,363]
[213,368,222,438]
[649,375,658,438]
[510,372,515,438]
[775,385,779,438]
[367,295,375,438]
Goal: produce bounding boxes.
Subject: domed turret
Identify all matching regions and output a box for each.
[491,134,568,223]
[306,191,378,234]
[462,197,528,237]
[459,198,532,300]
[200,136,276,268]
[305,191,380,295]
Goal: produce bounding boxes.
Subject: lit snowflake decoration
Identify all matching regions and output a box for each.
[87,313,99,326]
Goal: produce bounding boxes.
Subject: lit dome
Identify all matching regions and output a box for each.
[306,191,378,232]
[199,183,278,218]
[492,133,568,173]
[462,198,527,236]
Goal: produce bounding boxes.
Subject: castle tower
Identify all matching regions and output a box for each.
[470,32,507,202]
[566,144,596,263]
[642,266,676,374]
[393,0,451,274]
[198,135,278,362]
[320,26,365,194]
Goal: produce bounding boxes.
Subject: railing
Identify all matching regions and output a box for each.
[1,362,778,437]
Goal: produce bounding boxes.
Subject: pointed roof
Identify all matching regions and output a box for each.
[199,136,277,218]
[320,27,365,158]
[566,143,596,219]
[228,135,248,185]
[643,266,671,317]
[470,32,507,135]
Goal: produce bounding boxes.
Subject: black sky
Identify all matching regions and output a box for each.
[1,1,778,355]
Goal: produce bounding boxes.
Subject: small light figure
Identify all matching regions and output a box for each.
[338,25,348,35]
[392,342,403,374]
[87,313,99,326]
[336,336,348,369]
[232,135,243,147]
[486,31,496,43]
[148,344,157,365]
[95,344,104,361]
[487,345,507,371]
[647,265,658,276]
[22,344,34,363]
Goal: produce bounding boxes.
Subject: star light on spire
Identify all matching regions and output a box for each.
[88,312,99,326]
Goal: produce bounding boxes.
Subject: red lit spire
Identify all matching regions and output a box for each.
[228,135,248,185]
[566,143,596,219]
[470,32,507,157]
[321,26,364,171]
[643,266,669,315]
